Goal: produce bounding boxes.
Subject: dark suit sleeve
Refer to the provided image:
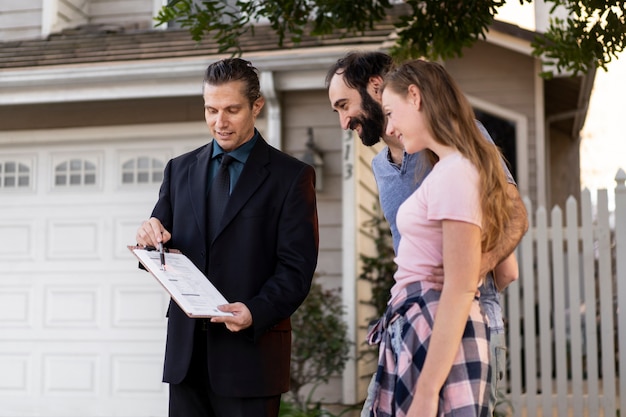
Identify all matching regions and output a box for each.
[246,163,319,341]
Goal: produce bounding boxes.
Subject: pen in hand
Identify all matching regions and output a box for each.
[159,242,166,271]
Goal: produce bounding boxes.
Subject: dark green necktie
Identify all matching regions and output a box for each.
[208,154,234,241]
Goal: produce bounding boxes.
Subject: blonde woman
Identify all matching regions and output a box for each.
[367,59,517,417]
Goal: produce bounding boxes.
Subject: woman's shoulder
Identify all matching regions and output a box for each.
[433,151,476,177]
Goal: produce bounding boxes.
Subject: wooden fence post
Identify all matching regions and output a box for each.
[581,189,600,415]
[615,168,626,416]
[566,196,584,414]
[596,189,616,415]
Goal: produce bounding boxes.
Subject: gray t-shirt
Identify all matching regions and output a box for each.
[371,121,514,333]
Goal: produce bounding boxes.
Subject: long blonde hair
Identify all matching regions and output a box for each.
[382,59,512,252]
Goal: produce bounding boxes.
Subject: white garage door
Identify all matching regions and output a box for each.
[0,123,208,417]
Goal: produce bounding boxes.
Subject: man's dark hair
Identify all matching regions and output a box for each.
[204,58,261,107]
[325,51,394,90]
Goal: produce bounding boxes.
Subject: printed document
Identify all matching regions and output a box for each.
[129,246,233,318]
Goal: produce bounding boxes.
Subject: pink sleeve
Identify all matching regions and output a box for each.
[426,157,482,228]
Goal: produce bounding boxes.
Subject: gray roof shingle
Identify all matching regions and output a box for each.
[0,23,396,69]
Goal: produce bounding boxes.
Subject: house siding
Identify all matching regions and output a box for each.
[354,141,386,399]
[89,0,155,28]
[282,89,344,289]
[0,96,204,131]
[0,0,43,41]
[0,0,156,43]
[549,129,581,207]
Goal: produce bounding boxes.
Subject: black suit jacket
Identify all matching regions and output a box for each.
[150,135,319,397]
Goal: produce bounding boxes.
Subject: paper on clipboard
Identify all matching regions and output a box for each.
[128,245,233,318]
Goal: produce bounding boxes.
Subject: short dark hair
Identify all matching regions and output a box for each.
[203,58,261,107]
[325,51,394,90]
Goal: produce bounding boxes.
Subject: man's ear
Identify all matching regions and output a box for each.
[253,96,265,116]
[369,76,384,97]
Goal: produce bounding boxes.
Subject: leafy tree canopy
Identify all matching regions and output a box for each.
[156,0,625,77]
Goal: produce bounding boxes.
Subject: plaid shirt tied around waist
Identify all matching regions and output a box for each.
[366,281,491,417]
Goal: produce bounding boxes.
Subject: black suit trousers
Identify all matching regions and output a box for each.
[168,321,281,417]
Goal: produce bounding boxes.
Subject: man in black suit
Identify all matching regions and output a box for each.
[136,58,319,417]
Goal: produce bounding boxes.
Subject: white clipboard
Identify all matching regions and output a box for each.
[129,245,233,318]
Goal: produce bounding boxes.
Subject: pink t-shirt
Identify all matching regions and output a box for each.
[390,152,482,304]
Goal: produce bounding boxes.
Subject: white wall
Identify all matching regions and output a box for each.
[580,51,626,210]
[0,0,43,41]
[0,0,157,42]
[89,0,155,28]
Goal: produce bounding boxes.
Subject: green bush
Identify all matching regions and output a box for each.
[359,209,395,320]
[283,282,351,414]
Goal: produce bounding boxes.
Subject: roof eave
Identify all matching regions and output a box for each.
[486,20,537,57]
[0,43,385,105]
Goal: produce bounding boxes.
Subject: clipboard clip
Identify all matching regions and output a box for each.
[143,245,170,253]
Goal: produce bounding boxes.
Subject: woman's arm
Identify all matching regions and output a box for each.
[406,220,482,417]
[427,185,527,292]
[493,252,518,292]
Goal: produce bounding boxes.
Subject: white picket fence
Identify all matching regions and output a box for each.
[503,169,626,417]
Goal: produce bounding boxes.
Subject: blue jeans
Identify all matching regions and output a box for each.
[489,331,506,416]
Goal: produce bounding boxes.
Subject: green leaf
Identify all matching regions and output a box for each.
[154,0,623,79]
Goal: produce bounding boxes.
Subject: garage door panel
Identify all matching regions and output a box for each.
[0,286,33,327]
[44,285,101,328]
[0,220,35,261]
[44,353,100,394]
[114,216,148,259]
[0,352,30,393]
[112,285,168,327]
[111,354,165,395]
[47,218,103,260]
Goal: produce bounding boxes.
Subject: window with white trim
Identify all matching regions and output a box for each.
[121,156,164,185]
[54,158,97,187]
[0,160,31,189]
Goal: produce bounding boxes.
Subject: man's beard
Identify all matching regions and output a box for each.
[349,89,385,147]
